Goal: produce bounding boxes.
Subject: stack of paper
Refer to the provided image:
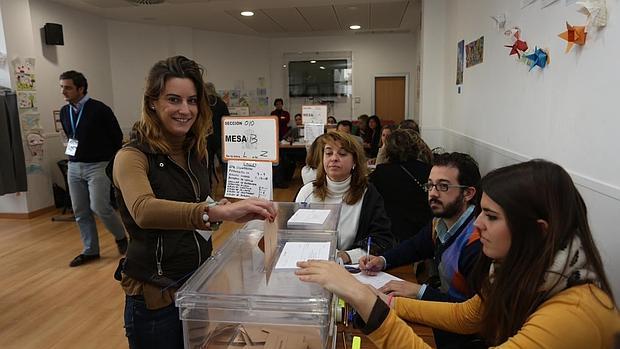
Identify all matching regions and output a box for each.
[287,209,331,229]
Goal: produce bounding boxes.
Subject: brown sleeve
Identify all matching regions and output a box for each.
[112,147,208,230]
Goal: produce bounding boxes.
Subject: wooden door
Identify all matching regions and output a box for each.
[374,76,406,124]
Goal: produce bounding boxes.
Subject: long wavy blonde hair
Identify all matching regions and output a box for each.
[133,56,212,160]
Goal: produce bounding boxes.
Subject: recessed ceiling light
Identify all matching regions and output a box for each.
[310,60,316,64]
[282,64,287,68]
[240,11,254,17]
[350,25,361,30]
[319,66,325,70]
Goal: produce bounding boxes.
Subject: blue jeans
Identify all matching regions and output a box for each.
[124,295,184,349]
[67,161,126,255]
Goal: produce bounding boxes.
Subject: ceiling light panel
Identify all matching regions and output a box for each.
[263,7,312,32]
[296,6,340,31]
[225,9,284,33]
[370,1,408,29]
[334,3,369,30]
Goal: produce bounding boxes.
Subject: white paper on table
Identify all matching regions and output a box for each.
[353,271,403,289]
[274,242,331,269]
[287,209,331,228]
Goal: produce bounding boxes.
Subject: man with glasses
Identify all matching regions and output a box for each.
[359,152,482,349]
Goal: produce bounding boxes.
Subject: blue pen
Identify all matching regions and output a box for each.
[366,236,371,263]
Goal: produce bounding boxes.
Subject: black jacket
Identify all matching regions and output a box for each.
[110,141,212,288]
[369,159,432,242]
[60,98,122,162]
[352,183,396,255]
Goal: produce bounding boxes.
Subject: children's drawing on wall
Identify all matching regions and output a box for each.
[13,58,36,91]
[16,73,35,91]
[25,131,45,174]
[17,91,37,109]
[465,36,484,68]
[456,40,464,89]
[20,112,43,131]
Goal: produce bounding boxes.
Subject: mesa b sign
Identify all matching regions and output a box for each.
[222,116,279,163]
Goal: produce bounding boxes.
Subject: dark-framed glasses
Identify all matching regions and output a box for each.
[423,182,469,192]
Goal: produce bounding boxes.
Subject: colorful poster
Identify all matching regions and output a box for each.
[17,91,37,109]
[466,36,484,68]
[456,40,464,85]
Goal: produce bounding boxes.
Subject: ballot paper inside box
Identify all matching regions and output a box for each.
[176,226,338,349]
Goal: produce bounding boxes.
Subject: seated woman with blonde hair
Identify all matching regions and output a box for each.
[295,131,395,264]
[297,159,620,348]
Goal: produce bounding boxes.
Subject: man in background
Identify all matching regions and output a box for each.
[270,98,290,141]
[59,70,127,267]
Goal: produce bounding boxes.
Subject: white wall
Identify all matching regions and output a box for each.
[106,21,271,131]
[269,33,419,121]
[421,0,620,298]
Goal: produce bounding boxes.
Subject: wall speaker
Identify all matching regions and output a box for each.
[44,23,64,45]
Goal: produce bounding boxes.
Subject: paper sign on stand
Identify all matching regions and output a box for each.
[228,106,250,116]
[222,116,279,163]
[301,105,327,125]
[304,123,324,145]
[225,160,273,200]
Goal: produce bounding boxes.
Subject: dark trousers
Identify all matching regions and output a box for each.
[124,295,184,349]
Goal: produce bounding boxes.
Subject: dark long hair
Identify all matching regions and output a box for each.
[134,56,212,161]
[471,159,614,345]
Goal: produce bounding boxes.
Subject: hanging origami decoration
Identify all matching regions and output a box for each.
[505,31,529,58]
[525,47,550,71]
[577,0,608,28]
[558,22,587,53]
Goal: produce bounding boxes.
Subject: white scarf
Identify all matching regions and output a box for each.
[489,235,599,299]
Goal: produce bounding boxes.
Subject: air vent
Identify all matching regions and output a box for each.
[125,0,165,5]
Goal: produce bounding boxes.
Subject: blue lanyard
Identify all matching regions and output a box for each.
[69,104,85,137]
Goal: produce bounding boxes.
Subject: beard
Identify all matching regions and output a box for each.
[429,191,465,219]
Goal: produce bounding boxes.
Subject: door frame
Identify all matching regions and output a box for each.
[371,73,410,119]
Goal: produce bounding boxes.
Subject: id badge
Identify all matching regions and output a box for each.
[65,138,79,156]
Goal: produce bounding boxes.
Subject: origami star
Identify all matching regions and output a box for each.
[558,22,587,53]
[505,31,529,58]
[525,47,549,71]
[504,27,527,58]
[577,0,607,28]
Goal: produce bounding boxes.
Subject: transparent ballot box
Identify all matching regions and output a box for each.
[176,222,339,349]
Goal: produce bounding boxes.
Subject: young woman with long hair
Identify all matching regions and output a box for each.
[296,159,620,348]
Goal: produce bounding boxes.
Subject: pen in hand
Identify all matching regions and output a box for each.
[365,236,371,266]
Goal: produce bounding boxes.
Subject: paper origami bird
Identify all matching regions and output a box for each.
[505,32,528,58]
[558,22,587,53]
[525,47,549,71]
[577,0,607,28]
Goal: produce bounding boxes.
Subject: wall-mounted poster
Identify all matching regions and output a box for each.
[466,36,484,68]
[456,40,464,85]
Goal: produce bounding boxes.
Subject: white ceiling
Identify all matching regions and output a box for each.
[49,0,421,37]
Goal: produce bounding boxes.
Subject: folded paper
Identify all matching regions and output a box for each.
[558,22,587,52]
[525,47,550,71]
[577,0,607,28]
